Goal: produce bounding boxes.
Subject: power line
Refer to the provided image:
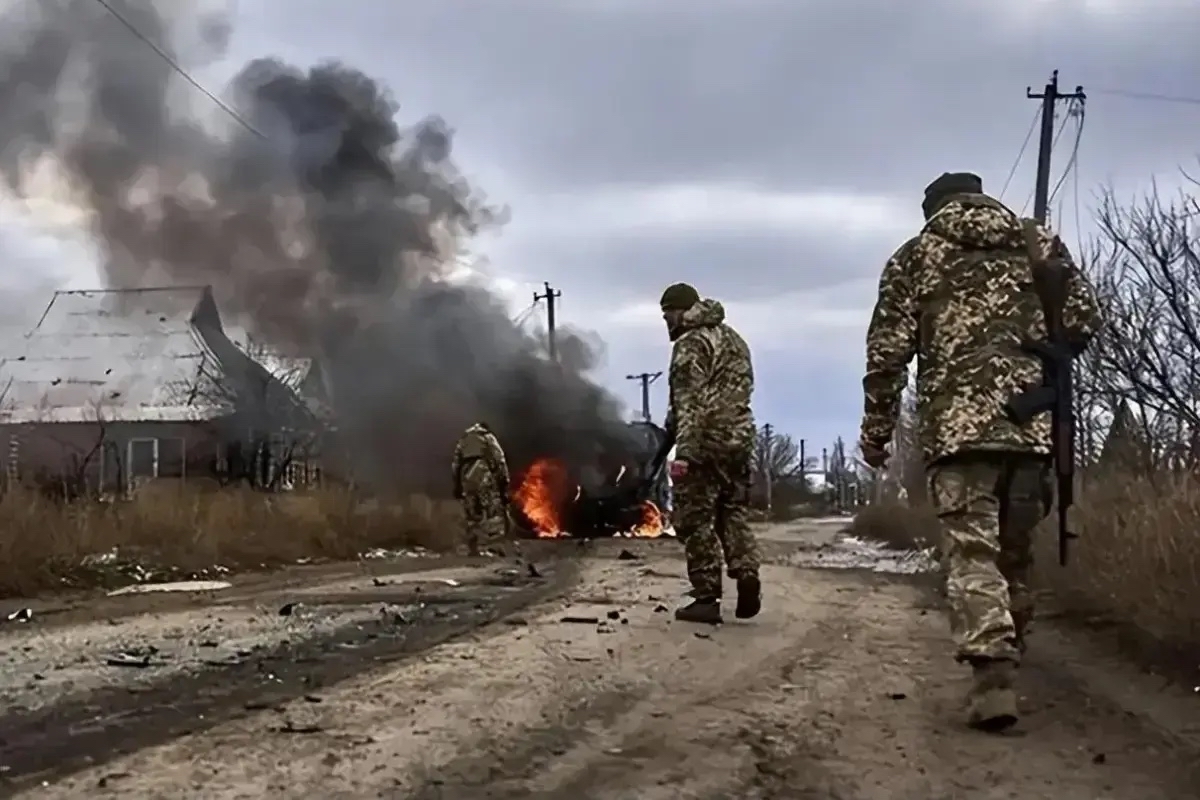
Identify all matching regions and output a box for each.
[511,300,538,328]
[92,0,266,139]
[1089,87,1200,106]
[999,107,1040,201]
[1049,98,1086,207]
[1020,108,1073,216]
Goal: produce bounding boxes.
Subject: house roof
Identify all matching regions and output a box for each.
[0,287,232,424]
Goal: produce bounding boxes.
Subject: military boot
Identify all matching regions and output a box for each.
[966,659,1019,732]
[735,574,762,619]
[674,598,722,624]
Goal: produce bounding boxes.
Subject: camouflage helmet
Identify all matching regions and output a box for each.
[922,172,983,220]
[659,282,700,312]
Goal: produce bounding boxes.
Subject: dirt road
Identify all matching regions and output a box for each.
[6,522,1200,798]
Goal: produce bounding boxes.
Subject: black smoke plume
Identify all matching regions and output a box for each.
[0,0,641,493]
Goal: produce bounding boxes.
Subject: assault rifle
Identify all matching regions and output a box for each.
[1003,221,1078,566]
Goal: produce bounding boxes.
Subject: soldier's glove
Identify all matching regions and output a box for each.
[859,439,889,470]
[453,484,464,500]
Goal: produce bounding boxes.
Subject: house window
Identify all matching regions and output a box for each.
[128,438,159,480]
[126,437,187,481]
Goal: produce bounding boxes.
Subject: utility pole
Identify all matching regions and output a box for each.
[1027,70,1085,223]
[533,282,562,362]
[761,423,773,517]
[625,371,662,422]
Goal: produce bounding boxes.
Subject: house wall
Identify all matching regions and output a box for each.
[0,421,225,493]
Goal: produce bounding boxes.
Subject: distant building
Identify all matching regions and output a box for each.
[0,286,320,494]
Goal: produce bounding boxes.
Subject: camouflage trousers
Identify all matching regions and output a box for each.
[461,463,507,554]
[928,453,1051,664]
[673,454,761,599]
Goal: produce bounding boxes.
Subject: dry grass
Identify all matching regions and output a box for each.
[1033,469,1200,672]
[0,483,464,598]
[849,467,1200,683]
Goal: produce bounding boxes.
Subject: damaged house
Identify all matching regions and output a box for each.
[0,287,321,494]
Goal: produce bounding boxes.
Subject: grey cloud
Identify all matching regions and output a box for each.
[236,0,1200,199]
[497,226,897,306]
[8,0,1197,452]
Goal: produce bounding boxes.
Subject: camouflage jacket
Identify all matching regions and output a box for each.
[861,193,1102,464]
[665,299,756,463]
[451,424,510,495]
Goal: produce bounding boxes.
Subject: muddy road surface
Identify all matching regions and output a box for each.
[4,522,1199,799]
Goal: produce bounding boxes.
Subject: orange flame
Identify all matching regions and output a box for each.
[630,500,664,537]
[512,458,570,537]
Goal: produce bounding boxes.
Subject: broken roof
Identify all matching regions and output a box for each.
[0,287,233,424]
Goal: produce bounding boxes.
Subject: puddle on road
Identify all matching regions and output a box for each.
[786,534,937,575]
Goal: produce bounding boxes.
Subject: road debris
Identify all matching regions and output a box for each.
[5,608,32,623]
[106,648,160,668]
[618,549,640,561]
[561,615,601,625]
[107,580,232,597]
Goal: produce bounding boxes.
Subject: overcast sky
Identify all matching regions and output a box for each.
[5,0,1200,461]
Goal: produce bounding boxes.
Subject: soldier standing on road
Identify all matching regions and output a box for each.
[858,172,1101,731]
[660,283,763,624]
[451,422,511,557]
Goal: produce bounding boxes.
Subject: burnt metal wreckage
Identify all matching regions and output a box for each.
[510,420,673,539]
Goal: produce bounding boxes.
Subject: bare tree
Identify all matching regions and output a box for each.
[185,353,321,491]
[751,429,802,479]
[1082,176,1200,470]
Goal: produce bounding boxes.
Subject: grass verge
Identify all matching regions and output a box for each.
[849,468,1200,688]
[0,484,464,598]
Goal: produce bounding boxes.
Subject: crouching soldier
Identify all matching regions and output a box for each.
[451,422,511,556]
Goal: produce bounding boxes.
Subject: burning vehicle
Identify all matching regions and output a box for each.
[511,420,673,539]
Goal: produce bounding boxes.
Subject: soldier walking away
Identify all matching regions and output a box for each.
[451,422,511,557]
[660,283,763,625]
[858,172,1101,731]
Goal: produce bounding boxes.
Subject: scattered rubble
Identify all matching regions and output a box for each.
[359,547,435,561]
[785,534,936,575]
[107,580,232,597]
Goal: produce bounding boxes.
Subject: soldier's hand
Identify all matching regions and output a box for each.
[859,440,889,470]
[453,486,464,500]
[669,459,689,479]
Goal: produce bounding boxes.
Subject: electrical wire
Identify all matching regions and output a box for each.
[1048,98,1085,206]
[92,0,266,139]
[999,107,1040,202]
[1071,137,1084,261]
[1089,87,1200,106]
[1019,107,1074,217]
[512,300,539,328]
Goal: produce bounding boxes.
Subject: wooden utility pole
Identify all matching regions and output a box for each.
[625,371,662,422]
[761,423,773,517]
[533,282,562,361]
[1027,70,1085,223]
